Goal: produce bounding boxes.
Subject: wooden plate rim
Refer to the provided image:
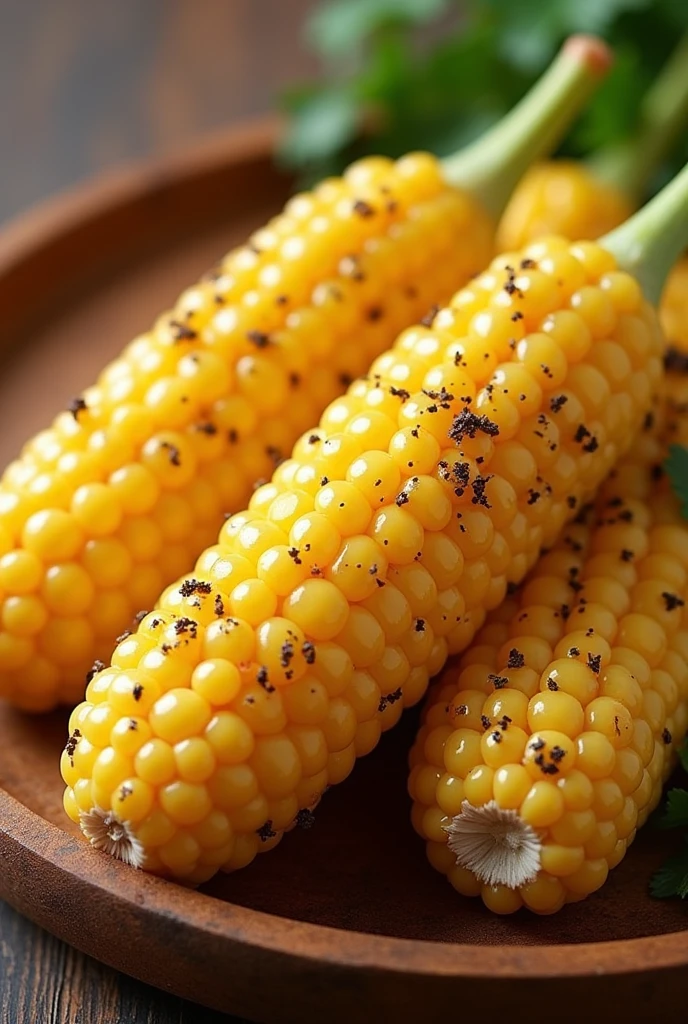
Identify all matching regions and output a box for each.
[1,785,686,980]
[0,114,281,278]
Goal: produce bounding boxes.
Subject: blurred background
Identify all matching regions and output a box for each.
[3,0,688,226]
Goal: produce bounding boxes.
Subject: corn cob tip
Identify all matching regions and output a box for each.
[444,799,541,889]
[442,35,611,218]
[79,806,145,869]
[563,35,612,77]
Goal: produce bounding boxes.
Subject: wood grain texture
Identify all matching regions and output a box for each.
[0,127,687,1023]
[0,0,316,226]
[0,902,241,1024]
[0,1,314,1019]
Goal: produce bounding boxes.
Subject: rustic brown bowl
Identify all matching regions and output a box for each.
[0,120,686,1023]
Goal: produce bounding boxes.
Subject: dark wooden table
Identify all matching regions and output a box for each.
[0,2,315,1020]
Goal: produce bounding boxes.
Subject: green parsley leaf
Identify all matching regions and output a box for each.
[282,0,688,182]
[658,788,688,829]
[664,444,688,519]
[278,88,360,167]
[650,839,688,899]
[307,0,450,60]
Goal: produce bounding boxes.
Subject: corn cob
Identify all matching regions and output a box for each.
[61,160,688,883]
[409,368,688,915]
[0,40,610,712]
[497,34,688,251]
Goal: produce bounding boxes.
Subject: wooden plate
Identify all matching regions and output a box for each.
[0,121,686,1023]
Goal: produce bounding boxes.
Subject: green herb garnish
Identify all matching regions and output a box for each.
[281,0,688,185]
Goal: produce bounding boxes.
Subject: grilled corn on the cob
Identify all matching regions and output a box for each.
[409,367,688,914]
[0,38,611,711]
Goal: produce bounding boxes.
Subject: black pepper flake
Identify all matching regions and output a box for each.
[455,704,468,716]
[488,674,508,689]
[320,476,329,486]
[490,730,503,743]
[280,641,294,669]
[396,491,409,507]
[511,311,524,322]
[529,737,546,751]
[547,677,559,691]
[295,808,316,830]
[338,372,353,388]
[228,428,239,444]
[119,783,134,800]
[420,305,439,328]
[507,649,525,669]
[415,619,425,632]
[194,421,218,436]
[520,258,537,270]
[247,329,270,348]
[160,441,181,466]
[662,592,685,611]
[540,761,560,775]
[257,666,275,692]
[587,653,602,674]
[256,820,277,841]
[497,715,512,731]
[481,714,491,730]
[287,546,302,565]
[550,394,568,414]
[169,319,198,342]
[179,578,212,598]
[662,728,673,744]
[550,745,566,763]
[389,386,410,401]
[132,684,144,702]
[85,659,105,684]
[68,397,88,420]
[378,686,403,713]
[302,641,316,664]
[567,495,577,509]
[568,645,581,657]
[620,548,634,562]
[527,489,540,505]
[471,475,492,508]
[174,617,198,639]
[353,199,375,218]
[214,594,225,616]
[448,408,500,444]
[65,729,81,766]
[115,630,132,644]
